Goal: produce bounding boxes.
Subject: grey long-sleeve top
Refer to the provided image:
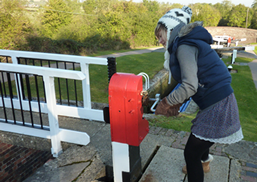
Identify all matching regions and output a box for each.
[166,44,199,106]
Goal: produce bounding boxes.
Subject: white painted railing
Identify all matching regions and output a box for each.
[0,50,109,157]
[0,50,108,122]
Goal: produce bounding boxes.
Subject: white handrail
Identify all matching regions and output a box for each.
[0,49,107,65]
[0,63,89,157]
[0,50,111,157]
[0,50,107,121]
[0,63,85,79]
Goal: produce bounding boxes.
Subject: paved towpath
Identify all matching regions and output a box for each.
[96,47,164,58]
[22,47,257,182]
[23,117,257,182]
[246,49,257,89]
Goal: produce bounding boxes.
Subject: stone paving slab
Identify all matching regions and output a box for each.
[20,123,257,182]
[23,160,91,182]
[223,140,257,164]
[139,146,186,182]
[23,144,106,182]
[184,155,230,182]
[140,133,176,169]
[229,159,242,182]
[140,145,234,182]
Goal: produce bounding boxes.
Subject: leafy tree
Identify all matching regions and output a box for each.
[82,0,119,14]
[214,0,233,26]
[252,0,257,9]
[158,3,182,15]
[66,0,82,13]
[169,3,183,9]
[0,0,31,49]
[190,3,221,26]
[111,0,146,13]
[143,0,159,12]
[41,0,72,37]
[9,0,257,54]
[246,8,253,28]
[250,0,257,28]
[250,11,257,29]
[228,4,249,27]
[82,0,97,14]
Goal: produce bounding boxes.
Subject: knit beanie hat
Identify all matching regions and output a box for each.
[157,6,192,49]
[156,6,192,84]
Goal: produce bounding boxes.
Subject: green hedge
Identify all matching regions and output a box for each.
[1,0,163,53]
[2,0,251,54]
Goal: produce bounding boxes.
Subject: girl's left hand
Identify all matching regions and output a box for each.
[155,97,182,117]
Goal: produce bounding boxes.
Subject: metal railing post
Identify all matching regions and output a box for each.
[107,57,116,82]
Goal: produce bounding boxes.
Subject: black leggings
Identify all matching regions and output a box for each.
[184,133,214,182]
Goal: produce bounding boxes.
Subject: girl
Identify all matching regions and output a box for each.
[154,6,243,182]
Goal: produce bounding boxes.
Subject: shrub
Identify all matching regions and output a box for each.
[0,0,32,50]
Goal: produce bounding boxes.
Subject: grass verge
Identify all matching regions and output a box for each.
[90,51,165,103]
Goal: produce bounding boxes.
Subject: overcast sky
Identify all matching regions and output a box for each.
[131,0,253,7]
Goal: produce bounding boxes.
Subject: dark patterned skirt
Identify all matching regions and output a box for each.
[191,93,243,144]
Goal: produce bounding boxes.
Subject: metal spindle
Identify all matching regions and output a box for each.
[7,72,16,123]
[20,73,26,100]
[73,62,78,107]
[107,57,117,82]
[17,58,26,99]
[0,79,8,122]
[40,60,47,103]
[0,71,7,97]
[56,61,62,105]
[15,73,25,125]
[17,58,21,64]
[35,75,43,128]
[25,74,34,127]
[64,62,70,106]
[0,57,10,97]
[33,60,43,128]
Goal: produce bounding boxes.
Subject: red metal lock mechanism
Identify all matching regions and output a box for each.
[109,73,149,146]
